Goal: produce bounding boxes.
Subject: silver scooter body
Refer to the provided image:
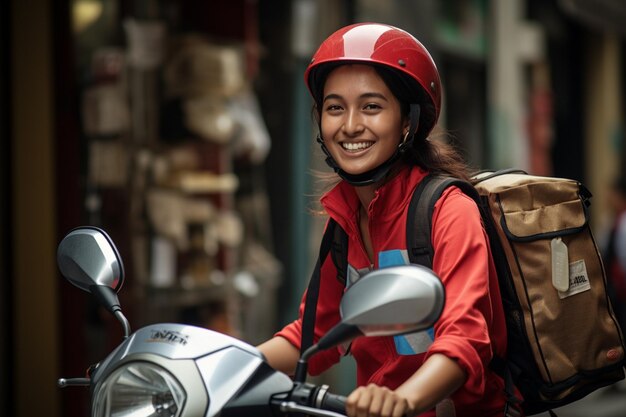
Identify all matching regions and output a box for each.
[57,226,445,417]
[90,323,292,417]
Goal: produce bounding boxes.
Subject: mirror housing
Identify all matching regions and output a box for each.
[296,264,445,383]
[57,226,130,336]
[57,226,125,293]
[340,264,445,336]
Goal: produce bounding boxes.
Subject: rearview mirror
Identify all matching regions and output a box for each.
[294,264,445,382]
[311,264,445,354]
[340,264,445,336]
[57,226,125,293]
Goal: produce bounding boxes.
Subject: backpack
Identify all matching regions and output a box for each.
[301,169,626,416]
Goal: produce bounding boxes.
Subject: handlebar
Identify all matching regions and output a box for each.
[320,391,347,414]
[280,401,346,417]
[275,383,347,417]
[315,384,347,414]
[57,377,90,388]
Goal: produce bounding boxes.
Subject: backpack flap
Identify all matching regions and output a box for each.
[474,171,626,413]
[496,179,587,242]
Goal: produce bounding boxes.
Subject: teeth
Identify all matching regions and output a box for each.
[342,142,372,151]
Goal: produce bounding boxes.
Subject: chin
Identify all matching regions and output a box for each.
[342,168,370,176]
[338,161,376,175]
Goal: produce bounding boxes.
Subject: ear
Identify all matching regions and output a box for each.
[402,118,410,135]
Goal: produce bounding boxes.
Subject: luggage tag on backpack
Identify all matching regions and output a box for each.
[551,237,570,292]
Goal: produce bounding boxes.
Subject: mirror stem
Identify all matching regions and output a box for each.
[90,285,122,314]
[294,358,309,383]
[90,284,130,338]
[294,343,320,383]
[114,310,131,339]
[316,323,362,351]
[294,324,362,383]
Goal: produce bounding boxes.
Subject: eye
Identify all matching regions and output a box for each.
[325,103,343,112]
[363,103,382,111]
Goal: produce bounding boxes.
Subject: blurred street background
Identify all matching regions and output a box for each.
[2,1,626,416]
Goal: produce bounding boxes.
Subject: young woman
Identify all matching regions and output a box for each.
[258,23,510,417]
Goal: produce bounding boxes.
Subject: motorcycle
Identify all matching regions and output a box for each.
[56,226,445,417]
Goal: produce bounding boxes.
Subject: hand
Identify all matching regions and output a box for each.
[345,383,415,417]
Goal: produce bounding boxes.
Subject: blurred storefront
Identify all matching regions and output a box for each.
[3,1,626,416]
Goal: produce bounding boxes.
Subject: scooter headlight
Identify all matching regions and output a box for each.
[93,361,186,417]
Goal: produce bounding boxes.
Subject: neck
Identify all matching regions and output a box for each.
[355,184,377,213]
[353,162,406,211]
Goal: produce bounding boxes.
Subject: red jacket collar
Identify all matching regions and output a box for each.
[320,165,428,236]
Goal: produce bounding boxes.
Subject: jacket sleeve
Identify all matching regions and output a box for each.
[424,187,503,401]
[274,226,346,376]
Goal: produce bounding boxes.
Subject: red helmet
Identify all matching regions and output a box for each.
[305,23,442,137]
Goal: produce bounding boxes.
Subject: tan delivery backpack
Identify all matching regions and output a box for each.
[468,169,625,415]
[405,169,625,415]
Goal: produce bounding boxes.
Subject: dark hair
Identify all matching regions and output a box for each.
[312,62,472,182]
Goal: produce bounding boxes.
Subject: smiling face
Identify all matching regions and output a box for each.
[320,64,408,176]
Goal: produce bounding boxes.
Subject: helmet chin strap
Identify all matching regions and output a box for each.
[318,104,420,187]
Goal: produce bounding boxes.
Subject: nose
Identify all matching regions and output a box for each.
[342,108,365,136]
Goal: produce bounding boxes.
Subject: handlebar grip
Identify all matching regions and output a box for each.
[320,392,347,414]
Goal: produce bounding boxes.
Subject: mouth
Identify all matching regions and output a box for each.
[340,141,374,152]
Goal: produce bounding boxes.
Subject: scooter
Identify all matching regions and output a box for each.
[56,226,445,417]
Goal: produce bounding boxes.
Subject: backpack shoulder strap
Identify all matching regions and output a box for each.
[330,220,349,286]
[407,174,480,268]
[300,218,344,354]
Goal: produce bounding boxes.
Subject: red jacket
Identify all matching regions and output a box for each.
[276,166,509,416]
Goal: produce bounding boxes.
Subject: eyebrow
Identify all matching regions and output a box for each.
[323,92,389,103]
